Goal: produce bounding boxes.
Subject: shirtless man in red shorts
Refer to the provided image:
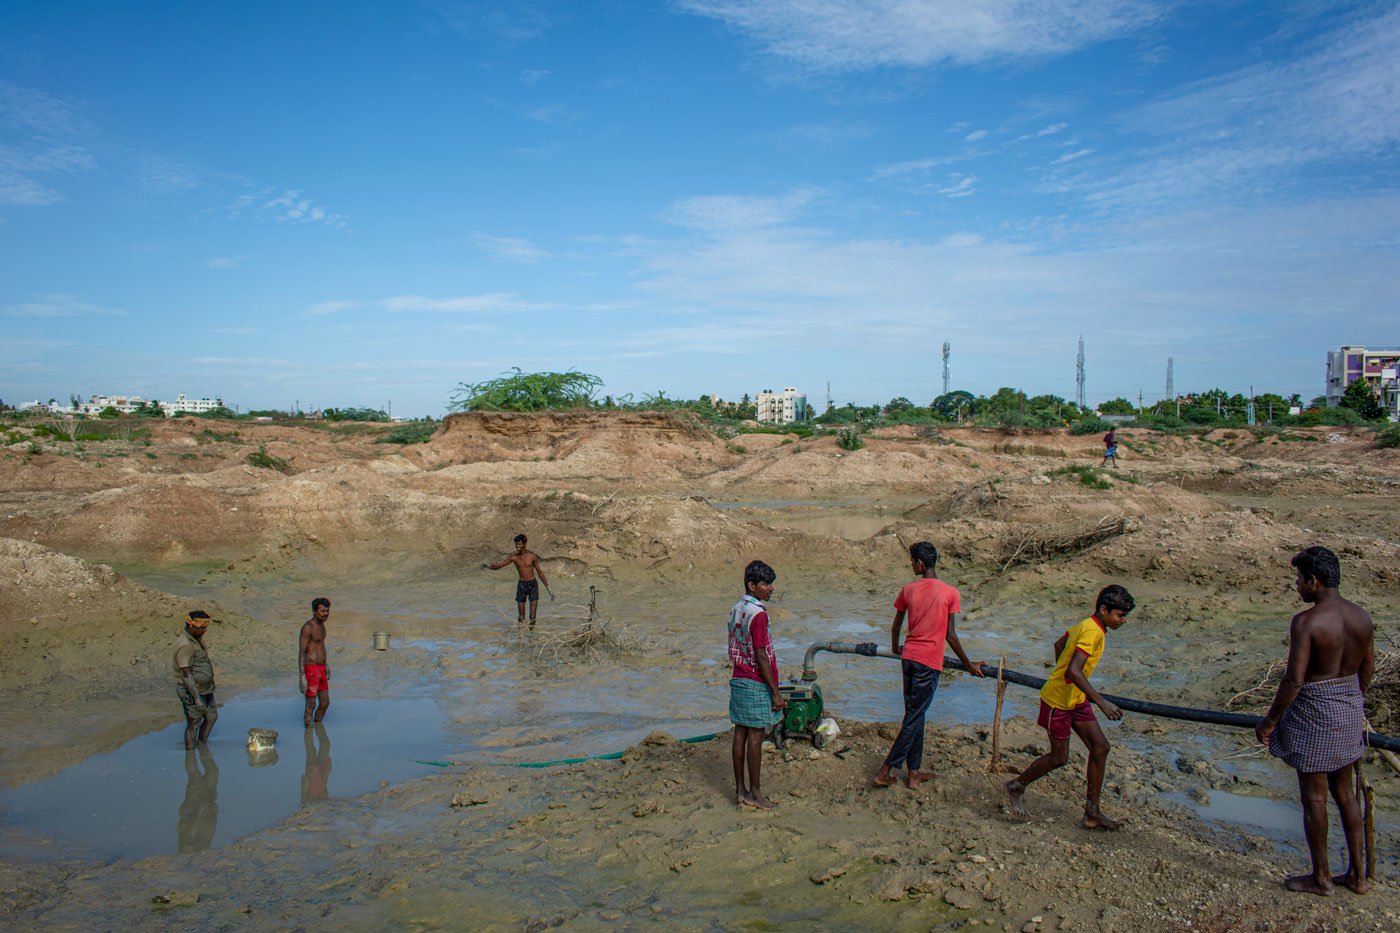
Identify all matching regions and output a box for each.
[299,597,331,727]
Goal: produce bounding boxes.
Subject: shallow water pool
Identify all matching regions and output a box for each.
[0,696,450,860]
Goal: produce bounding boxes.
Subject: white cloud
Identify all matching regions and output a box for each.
[474,233,545,263]
[212,326,260,335]
[3,294,124,317]
[937,174,977,197]
[520,68,551,85]
[678,0,1167,70]
[205,256,245,270]
[963,129,988,142]
[308,300,359,315]
[239,188,350,228]
[664,186,821,232]
[191,356,293,367]
[1051,148,1094,164]
[1037,122,1069,137]
[872,156,950,179]
[381,293,546,313]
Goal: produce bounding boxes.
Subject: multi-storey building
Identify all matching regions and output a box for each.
[755,387,809,425]
[160,394,225,417]
[1325,346,1400,419]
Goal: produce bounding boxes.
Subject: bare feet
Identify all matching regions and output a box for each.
[872,767,897,787]
[738,792,776,811]
[1081,809,1121,831]
[1332,873,1369,895]
[1005,780,1029,820]
[1283,874,1334,896]
[906,770,935,789]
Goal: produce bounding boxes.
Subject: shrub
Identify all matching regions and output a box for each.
[837,426,864,451]
[1376,424,1400,449]
[375,420,439,445]
[247,444,291,473]
[1070,418,1112,435]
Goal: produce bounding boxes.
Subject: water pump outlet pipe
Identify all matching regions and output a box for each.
[800,640,1400,754]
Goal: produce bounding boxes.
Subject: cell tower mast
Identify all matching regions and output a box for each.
[825,381,833,413]
[1075,336,1086,410]
[1165,357,1174,402]
[941,341,950,396]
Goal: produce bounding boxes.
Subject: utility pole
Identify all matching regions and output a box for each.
[942,341,951,396]
[1138,389,1143,414]
[1165,357,1174,407]
[388,399,392,420]
[1075,336,1086,410]
[1247,385,1255,426]
[825,381,833,413]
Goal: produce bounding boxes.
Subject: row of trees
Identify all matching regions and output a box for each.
[448,369,1394,430]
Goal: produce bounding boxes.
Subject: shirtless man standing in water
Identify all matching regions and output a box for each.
[483,533,552,626]
[299,597,331,727]
[1256,546,1374,896]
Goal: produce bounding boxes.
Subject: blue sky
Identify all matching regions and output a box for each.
[2,1,1398,417]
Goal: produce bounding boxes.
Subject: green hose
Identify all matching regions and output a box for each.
[510,731,722,769]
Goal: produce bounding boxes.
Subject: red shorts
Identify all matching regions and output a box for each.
[1038,699,1096,741]
[303,663,329,697]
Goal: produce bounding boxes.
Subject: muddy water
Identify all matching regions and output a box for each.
[11,552,1391,863]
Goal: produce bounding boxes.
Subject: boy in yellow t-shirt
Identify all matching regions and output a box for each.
[1005,585,1135,829]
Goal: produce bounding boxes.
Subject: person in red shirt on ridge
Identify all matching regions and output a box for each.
[874,541,985,788]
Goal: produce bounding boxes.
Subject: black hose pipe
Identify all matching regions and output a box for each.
[801,640,1400,755]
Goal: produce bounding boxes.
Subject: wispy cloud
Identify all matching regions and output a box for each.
[191,356,292,367]
[229,186,349,228]
[523,103,577,124]
[138,154,201,194]
[520,68,551,85]
[474,233,545,262]
[664,186,821,232]
[0,82,96,206]
[678,0,1168,70]
[308,300,359,315]
[205,256,245,270]
[381,293,547,313]
[4,294,124,317]
[211,326,260,335]
[937,174,977,197]
[1085,4,1400,210]
[963,129,988,142]
[1051,148,1093,165]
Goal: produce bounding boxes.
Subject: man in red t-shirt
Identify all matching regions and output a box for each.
[874,541,985,788]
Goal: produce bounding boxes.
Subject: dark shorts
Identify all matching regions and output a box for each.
[1038,699,1096,741]
[177,684,215,720]
[516,579,540,603]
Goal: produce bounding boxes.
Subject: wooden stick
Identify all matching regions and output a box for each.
[988,656,1007,773]
[1377,746,1400,778]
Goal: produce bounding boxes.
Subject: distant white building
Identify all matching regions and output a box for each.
[81,394,151,415]
[160,394,224,417]
[755,387,809,425]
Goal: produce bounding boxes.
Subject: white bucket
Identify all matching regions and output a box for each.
[373,631,390,650]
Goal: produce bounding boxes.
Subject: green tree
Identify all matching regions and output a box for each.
[985,387,1027,412]
[885,396,915,415]
[97,406,121,419]
[1098,397,1135,415]
[451,368,603,412]
[930,390,975,419]
[1339,379,1385,420]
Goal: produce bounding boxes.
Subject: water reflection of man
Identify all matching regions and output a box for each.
[301,722,332,805]
[177,746,219,853]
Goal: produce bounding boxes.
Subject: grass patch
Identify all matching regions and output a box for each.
[837,426,864,451]
[374,420,439,445]
[1049,464,1113,490]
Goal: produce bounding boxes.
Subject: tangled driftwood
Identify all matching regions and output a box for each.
[997,515,1132,571]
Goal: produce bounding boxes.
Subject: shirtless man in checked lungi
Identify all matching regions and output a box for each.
[1255,546,1374,896]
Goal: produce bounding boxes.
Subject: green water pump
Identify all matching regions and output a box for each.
[773,680,826,748]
